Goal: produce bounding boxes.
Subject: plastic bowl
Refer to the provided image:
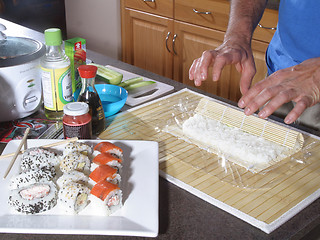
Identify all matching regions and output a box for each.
[73,84,128,117]
[95,84,128,117]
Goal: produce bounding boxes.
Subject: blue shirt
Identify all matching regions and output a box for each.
[266,0,320,74]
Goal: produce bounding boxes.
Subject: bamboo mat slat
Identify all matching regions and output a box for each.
[99,89,320,233]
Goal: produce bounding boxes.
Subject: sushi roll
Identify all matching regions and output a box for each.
[8,181,57,214]
[58,182,90,214]
[9,168,55,190]
[92,152,122,170]
[20,147,58,172]
[94,142,123,159]
[57,170,89,189]
[60,152,91,173]
[63,141,93,156]
[90,180,122,215]
[89,165,121,185]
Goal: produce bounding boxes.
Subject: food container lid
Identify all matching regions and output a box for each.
[44,28,62,46]
[63,102,90,116]
[0,36,45,67]
[78,65,98,78]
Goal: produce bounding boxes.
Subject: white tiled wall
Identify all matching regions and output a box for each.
[64,0,121,60]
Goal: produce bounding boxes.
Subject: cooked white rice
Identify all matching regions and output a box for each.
[182,114,291,168]
[57,170,89,189]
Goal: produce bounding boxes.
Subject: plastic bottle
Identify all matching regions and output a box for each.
[40,28,73,120]
[77,65,105,136]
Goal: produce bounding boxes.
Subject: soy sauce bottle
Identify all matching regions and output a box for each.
[77,65,105,136]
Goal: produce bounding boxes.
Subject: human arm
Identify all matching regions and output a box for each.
[238,57,320,124]
[189,0,268,94]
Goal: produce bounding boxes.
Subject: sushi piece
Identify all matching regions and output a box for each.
[58,182,90,214]
[8,181,57,214]
[90,180,122,214]
[60,152,91,173]
[20,147,58,172]
[94,142,123,159]
[63,141,93,156]
[10,168,55,190]
[89,165,121,185]
[92,152,122,169]
[57,170,89,189]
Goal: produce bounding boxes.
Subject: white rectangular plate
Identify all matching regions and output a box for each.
[106,65,174,106]
[0,139,159,237]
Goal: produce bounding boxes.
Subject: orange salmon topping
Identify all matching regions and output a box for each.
[90,180,119,201]
[89,165,118,183]
[94,142,123,154]
[93,152,122,165]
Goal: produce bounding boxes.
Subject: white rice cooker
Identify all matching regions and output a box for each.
[0,23,45,122]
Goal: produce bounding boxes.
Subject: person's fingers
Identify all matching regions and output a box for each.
[238,61,256,95]
[189,59,197,81]
[284,99,309,124]
[211,55,228,82]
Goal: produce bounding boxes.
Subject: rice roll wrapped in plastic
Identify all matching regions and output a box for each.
[8,181,57,214]
[58,182,90,214]
[89,165,121,185]
[63,141,93,156]
[57,170,89,189]
[10,168,56,190]
[90,180,122,214]
[92,152,122,170]
[94,142,123,159]
[60,152,91,174]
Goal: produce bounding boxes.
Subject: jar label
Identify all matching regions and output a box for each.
[41,66,73,111]
[63,119,92,139]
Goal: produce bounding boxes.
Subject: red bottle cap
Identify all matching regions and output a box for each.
[78,65,98,78]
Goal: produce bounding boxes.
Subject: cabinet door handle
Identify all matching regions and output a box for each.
[172,34,177,55]
[257,23,277,30]
[193,8,211,15]
[143,0,155,2]
[165,32,171,53]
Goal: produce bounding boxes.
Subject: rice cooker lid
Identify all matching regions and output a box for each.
[0,36,45,67]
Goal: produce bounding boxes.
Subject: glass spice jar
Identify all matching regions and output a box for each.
[63,102,92,139]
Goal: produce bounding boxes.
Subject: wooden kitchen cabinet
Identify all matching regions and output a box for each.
[120,0,278,102]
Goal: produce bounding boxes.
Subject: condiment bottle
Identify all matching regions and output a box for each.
[63,102,92,139]
[77,65,105,136]
[40,28,73,120]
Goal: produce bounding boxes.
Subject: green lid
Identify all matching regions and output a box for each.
[44,28,62,46]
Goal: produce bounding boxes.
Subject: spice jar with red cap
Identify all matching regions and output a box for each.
[77,65,105,136]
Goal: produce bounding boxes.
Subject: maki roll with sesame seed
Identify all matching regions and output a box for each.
[20,147,58,172]
[58,182,90,214]
[9,168,56,190]
[60,152,91,174]
[63,142,93,156]
[8,181,57,214]
[57,170,89,189]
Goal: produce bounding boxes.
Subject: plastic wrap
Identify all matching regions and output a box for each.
[148,96,315,189]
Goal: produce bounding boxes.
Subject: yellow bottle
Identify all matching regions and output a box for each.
[40,28,73,120]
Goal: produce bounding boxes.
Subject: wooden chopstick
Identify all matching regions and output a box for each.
[0,137,79,161]
[3,128,30,179]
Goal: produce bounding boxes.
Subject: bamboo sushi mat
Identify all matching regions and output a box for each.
[99,88,320,233]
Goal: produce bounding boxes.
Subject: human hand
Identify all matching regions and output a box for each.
[189,36,256,94]
[238,57,320,124]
